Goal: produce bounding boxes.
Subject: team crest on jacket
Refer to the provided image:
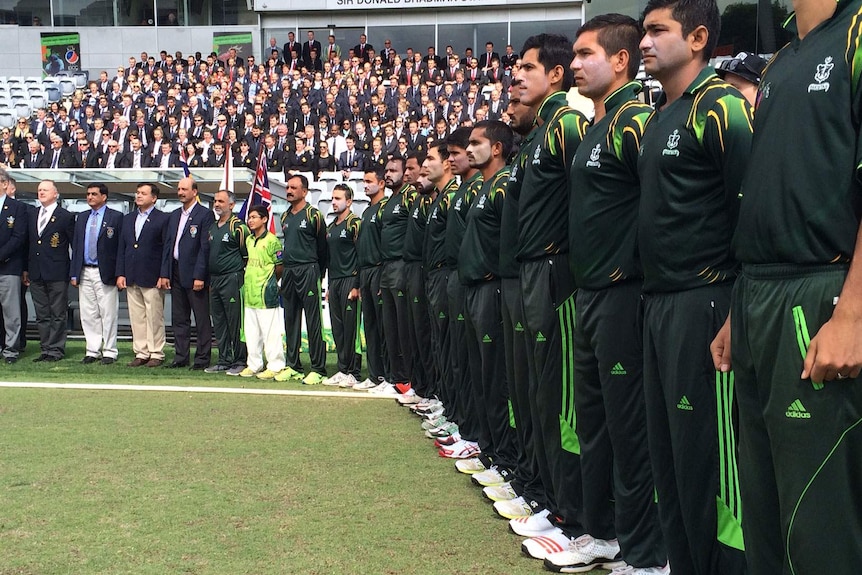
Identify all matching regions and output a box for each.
[339,228,347,238]
[189,225,198,238]
[586,144,602,168]
[809,56,834,92]
[300,219,307,228]
[222,232,230,242]
[106,226,114,238]
[662,130,680,157]
[6,215,14,228]
[50,232,60,248]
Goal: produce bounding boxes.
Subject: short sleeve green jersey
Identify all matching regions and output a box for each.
[518,91,589,261]
[459,166,509,285]
[379,184,415,261]
[424,178,459,270]
[280,203,327,271]
[356,197,387,268]
[243,231,282,309]
[637,68,753,293]
[734,0,862,265]
[445,172,483,268]
[208,215,249,276]
[327,212,361,281]
[569,82,651,289]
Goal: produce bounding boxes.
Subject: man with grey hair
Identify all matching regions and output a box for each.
[206,189,250,374]
[24,180,75,362]
[0,169,28,363]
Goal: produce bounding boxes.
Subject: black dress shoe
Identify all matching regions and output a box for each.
[44,356,62,362]
[190,364,209,371]
[5,356,17,364]
[165,362,189,369]
[81,356,99,364]
[101,357,116,365]
[33,354,49,362]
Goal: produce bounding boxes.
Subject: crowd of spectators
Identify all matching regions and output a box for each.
[3,32,520,181]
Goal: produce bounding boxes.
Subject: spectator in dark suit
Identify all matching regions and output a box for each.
[0,169,27,363]
[283,32,300,65]
[478,42,500,71]
[285,138,313,173]
[119,183,172,369]
[338,135,367,177]
[353,34,374,63]
[207,141,227,168]
[23,139,46,168]
[422,46,444,69]
[500,44,518,70]
[74,139,101,168]
[70,183,123,364]
[162,177,214,369]
[153,141,180,168]
[24,180,75,362]
[45,135,74,169]
[261,134,285,172]
[404,120,427,153]
[302,30,322,64]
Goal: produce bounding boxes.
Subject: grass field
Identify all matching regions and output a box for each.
[0,341,604,575]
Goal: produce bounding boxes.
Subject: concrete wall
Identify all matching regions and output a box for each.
[2,25,263,78]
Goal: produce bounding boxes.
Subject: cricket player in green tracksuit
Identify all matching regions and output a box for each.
[723,2,862,573]
[498,96,549,513]
[402,153,437,400]
[207,190,249,374]
[445,127,483,441]
[277,174,328,384]
[459,120,519,477]
[513,34,589,538]
[554,14,665,573]
[423,146,459,412]
[356,169,389,389]
[638,2,751,572]
[326,184,362,383]
[379,158,416,392]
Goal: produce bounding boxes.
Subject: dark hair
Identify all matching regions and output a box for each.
[386,156,406,171]
[289,173,309,190]
[519,33,574,91]
[406,151,427,166]
[643,0,721,62]
[447,126,473,150]
[473,120,514,160]
[428,139,449,160]
[249,205,269,220]
[364,167,386,181]
[333,183,354,200]
[577,14,643,80]
[87,182,109,198]
[137,182,159,198]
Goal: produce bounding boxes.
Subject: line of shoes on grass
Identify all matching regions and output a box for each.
[386,388,672,575]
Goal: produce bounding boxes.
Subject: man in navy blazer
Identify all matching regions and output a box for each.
[24,180,75,362]
[70,183,124,365]
[162,177,214,369]
[0,169,28,364]
[116,182,171,368]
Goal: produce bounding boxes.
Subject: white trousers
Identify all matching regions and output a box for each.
[244,306,285,372]
[79,267,119,359]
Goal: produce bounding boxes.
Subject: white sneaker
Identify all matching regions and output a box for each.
[542,534,625,573]
[411,398,442,412]
[396,389,422,405]
[483,482,518,502]
[421,415,449,430]
[522,527,572,560]
[368,382,399,396]
[353,378,379,390]
[454,457,486,474]
[322,372,347,386]
[437,440,480,459]
[471,466,510,487]
[607,564,670,575]
[494,496,534,520]
[509,508,555,536]
[338,374,358,388]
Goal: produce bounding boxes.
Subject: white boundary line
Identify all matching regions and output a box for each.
[0,381,397,399]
